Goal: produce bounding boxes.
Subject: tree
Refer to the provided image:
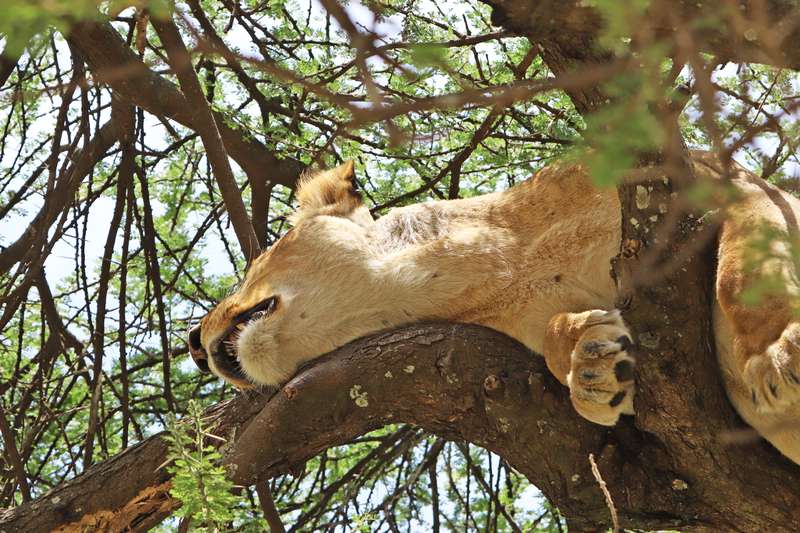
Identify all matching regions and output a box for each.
[1,0,799,531]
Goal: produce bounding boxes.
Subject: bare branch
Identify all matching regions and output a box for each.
[67,21,304,190]
[255,482,286,533]
[151,14,261,263]
[0,121,117,273]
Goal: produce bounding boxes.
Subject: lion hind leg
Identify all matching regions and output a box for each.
[742,323,800,412]
[717,214,800,414]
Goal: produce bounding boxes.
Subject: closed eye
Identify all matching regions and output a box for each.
[234,296,278,324]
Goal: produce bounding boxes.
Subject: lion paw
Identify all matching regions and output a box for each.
[567,310,636,426]
[743,324,800,413]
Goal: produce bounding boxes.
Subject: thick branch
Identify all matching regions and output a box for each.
[4,324,800,532]
[484,4,800,533]
[483,0,800,70]
[0,385,265,532]
[0,49,21,88]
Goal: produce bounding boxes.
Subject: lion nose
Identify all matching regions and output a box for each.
[187,324,210,373]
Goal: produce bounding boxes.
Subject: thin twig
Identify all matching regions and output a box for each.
[589,453,619,533]
[255,481,286,533]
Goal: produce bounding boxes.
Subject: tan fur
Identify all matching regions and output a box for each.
[544,309,635,425]
[192,152,800,465]
[291,160,370,225]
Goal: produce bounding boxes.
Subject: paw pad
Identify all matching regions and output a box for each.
[744,350,800,413]
[566,309,637,425]
[614,360,635,382]
[609,391,627,407]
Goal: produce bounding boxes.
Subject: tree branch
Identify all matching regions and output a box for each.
[67,20,304,191]
[255,482,286,533]
[482,0,800,71]
[5,4,799,531]
[483,4,800,533]
[151,15,261,263]
[0,121,117,273]
[0,403,31,502]
[4,323,800,532]
[0,48,21,88]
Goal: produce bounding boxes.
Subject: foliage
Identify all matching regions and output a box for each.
[0,0,798,530]
[0,0,171,56]
[165,400,258,531]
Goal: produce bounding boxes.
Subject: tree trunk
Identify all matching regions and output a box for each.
[479,2,800,531]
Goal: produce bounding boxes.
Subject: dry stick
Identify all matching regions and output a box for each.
[588,453,619,533]
[46,48,81,195]
[0,120,117,282]
[177,516,191,533]
[84,105,133,466]
[191,35,354,119]
[151,16,261,265]
[193,30,628,132]
[455,442,522,533]
[135,163,176,412]
[36,275,83,355]
[0,403,31,502]
[428,458,440,533]
[316,0,391,114]
[184,0,274,248]
[441,445,481,532]
[67,21,304,190]
[291,427,416,531]
[0,161,47,222]
[347,59,630,128]
[119,178,134,449]
[1,156,85,273]
[9,332,63,436]
[373,436,445,515]
[309,29,511,88]
[373,105,504,211]
[0,48,22,87]
[255,481,286,533]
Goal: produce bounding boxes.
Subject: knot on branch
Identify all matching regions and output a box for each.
[483,373,505,396]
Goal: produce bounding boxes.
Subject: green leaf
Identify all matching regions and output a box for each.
[408,44,449,67]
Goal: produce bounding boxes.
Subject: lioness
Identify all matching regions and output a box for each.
[187,151,800,465]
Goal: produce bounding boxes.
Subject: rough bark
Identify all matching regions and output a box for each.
[5,3,799,531]
[482,2,800,533]
[2,324,800,532]
[482,0,800,71]
[0,380,266,532]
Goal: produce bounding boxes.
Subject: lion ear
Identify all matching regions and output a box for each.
[292,161,368,224]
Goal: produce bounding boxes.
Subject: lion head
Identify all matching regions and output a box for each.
[187,161,389,388]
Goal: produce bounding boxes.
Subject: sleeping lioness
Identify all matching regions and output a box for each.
[187,151,800,465]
